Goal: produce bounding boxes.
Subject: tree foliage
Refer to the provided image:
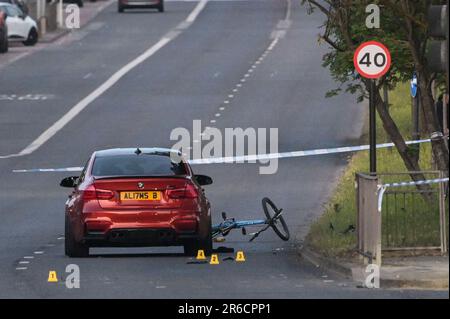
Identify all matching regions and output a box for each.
[302,0,449,176]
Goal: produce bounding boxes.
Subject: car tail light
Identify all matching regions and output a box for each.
[82,185,114,201]
[167,183,199,199]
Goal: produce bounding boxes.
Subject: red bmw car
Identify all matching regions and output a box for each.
[61,148,213,257]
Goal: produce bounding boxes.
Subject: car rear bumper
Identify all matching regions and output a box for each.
[119,0,161,7]
[80,209,200,246]
[84,228,198,247]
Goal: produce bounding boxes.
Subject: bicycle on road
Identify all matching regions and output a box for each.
[212,197,290,242]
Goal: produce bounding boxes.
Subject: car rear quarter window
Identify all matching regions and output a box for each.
[92,155,187,177]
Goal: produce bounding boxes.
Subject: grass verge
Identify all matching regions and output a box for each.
[305,82,447,258]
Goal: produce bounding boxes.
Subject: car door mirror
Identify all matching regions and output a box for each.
[60,176,79,188]
[194,175,213,186]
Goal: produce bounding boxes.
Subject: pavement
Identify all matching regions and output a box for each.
[300,247,449,290]
[0,0,448,298]
[0,0,114,68]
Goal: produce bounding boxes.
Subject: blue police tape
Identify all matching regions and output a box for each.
[377,177,449,212]
[12,138,433,173]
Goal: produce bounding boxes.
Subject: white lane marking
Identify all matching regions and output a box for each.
[83,73,93,79]
[16,267,28,271]
[228,94,234,98]
[0,1,209,160]
[186,0,208,23]
[224,100,230,104]
[219,107,225,111]
[7,37,171,159]
[285,0,292,21]
[215,113,221,117]
[19,261,30,264]
[23,256,34,259]
[33,251,44,255]
[210,120,217,124]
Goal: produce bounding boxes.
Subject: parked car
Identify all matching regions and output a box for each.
[61,148,213,257]
[0,10,7,53]
[118,0,164,13]
[0,0,29,16]
[0,2,38,46]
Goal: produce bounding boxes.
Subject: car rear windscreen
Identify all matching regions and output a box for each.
[92,155,187,177]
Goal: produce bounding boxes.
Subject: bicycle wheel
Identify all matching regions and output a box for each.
[262,197,290,241]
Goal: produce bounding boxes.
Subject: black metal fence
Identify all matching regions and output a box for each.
[379,171,448,251]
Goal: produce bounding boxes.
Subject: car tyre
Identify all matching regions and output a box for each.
[23,28,38,46]
[0,38,7,54]
[183,219,212,256]
[157,1,164,12]
[65,215,89,257]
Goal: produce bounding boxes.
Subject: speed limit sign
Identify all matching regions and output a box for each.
[354,41,391,79]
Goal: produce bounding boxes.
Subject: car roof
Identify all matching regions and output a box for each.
[94,148,182,158]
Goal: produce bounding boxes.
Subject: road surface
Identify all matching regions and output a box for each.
[0,0,446,298]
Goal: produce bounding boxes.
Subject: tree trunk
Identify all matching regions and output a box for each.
[417,74,449,177]
[364,80,434,201]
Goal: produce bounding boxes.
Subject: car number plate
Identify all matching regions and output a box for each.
[120,191,161,201]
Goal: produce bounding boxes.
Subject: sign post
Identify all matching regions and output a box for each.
[354,41,392,175]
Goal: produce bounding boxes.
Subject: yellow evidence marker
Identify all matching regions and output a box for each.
[196,250,206,260]
[209,254,220,265]
[236,251,246,262]
[47,271,58,283]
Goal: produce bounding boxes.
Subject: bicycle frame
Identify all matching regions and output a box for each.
[212,218,267,238]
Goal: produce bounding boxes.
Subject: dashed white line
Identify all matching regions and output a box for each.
[16,267,28,271]
[19,261,30,264]
[23,256,34,259]
[33,251,44,255]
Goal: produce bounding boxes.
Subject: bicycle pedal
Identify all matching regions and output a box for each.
[214,237,226,243]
